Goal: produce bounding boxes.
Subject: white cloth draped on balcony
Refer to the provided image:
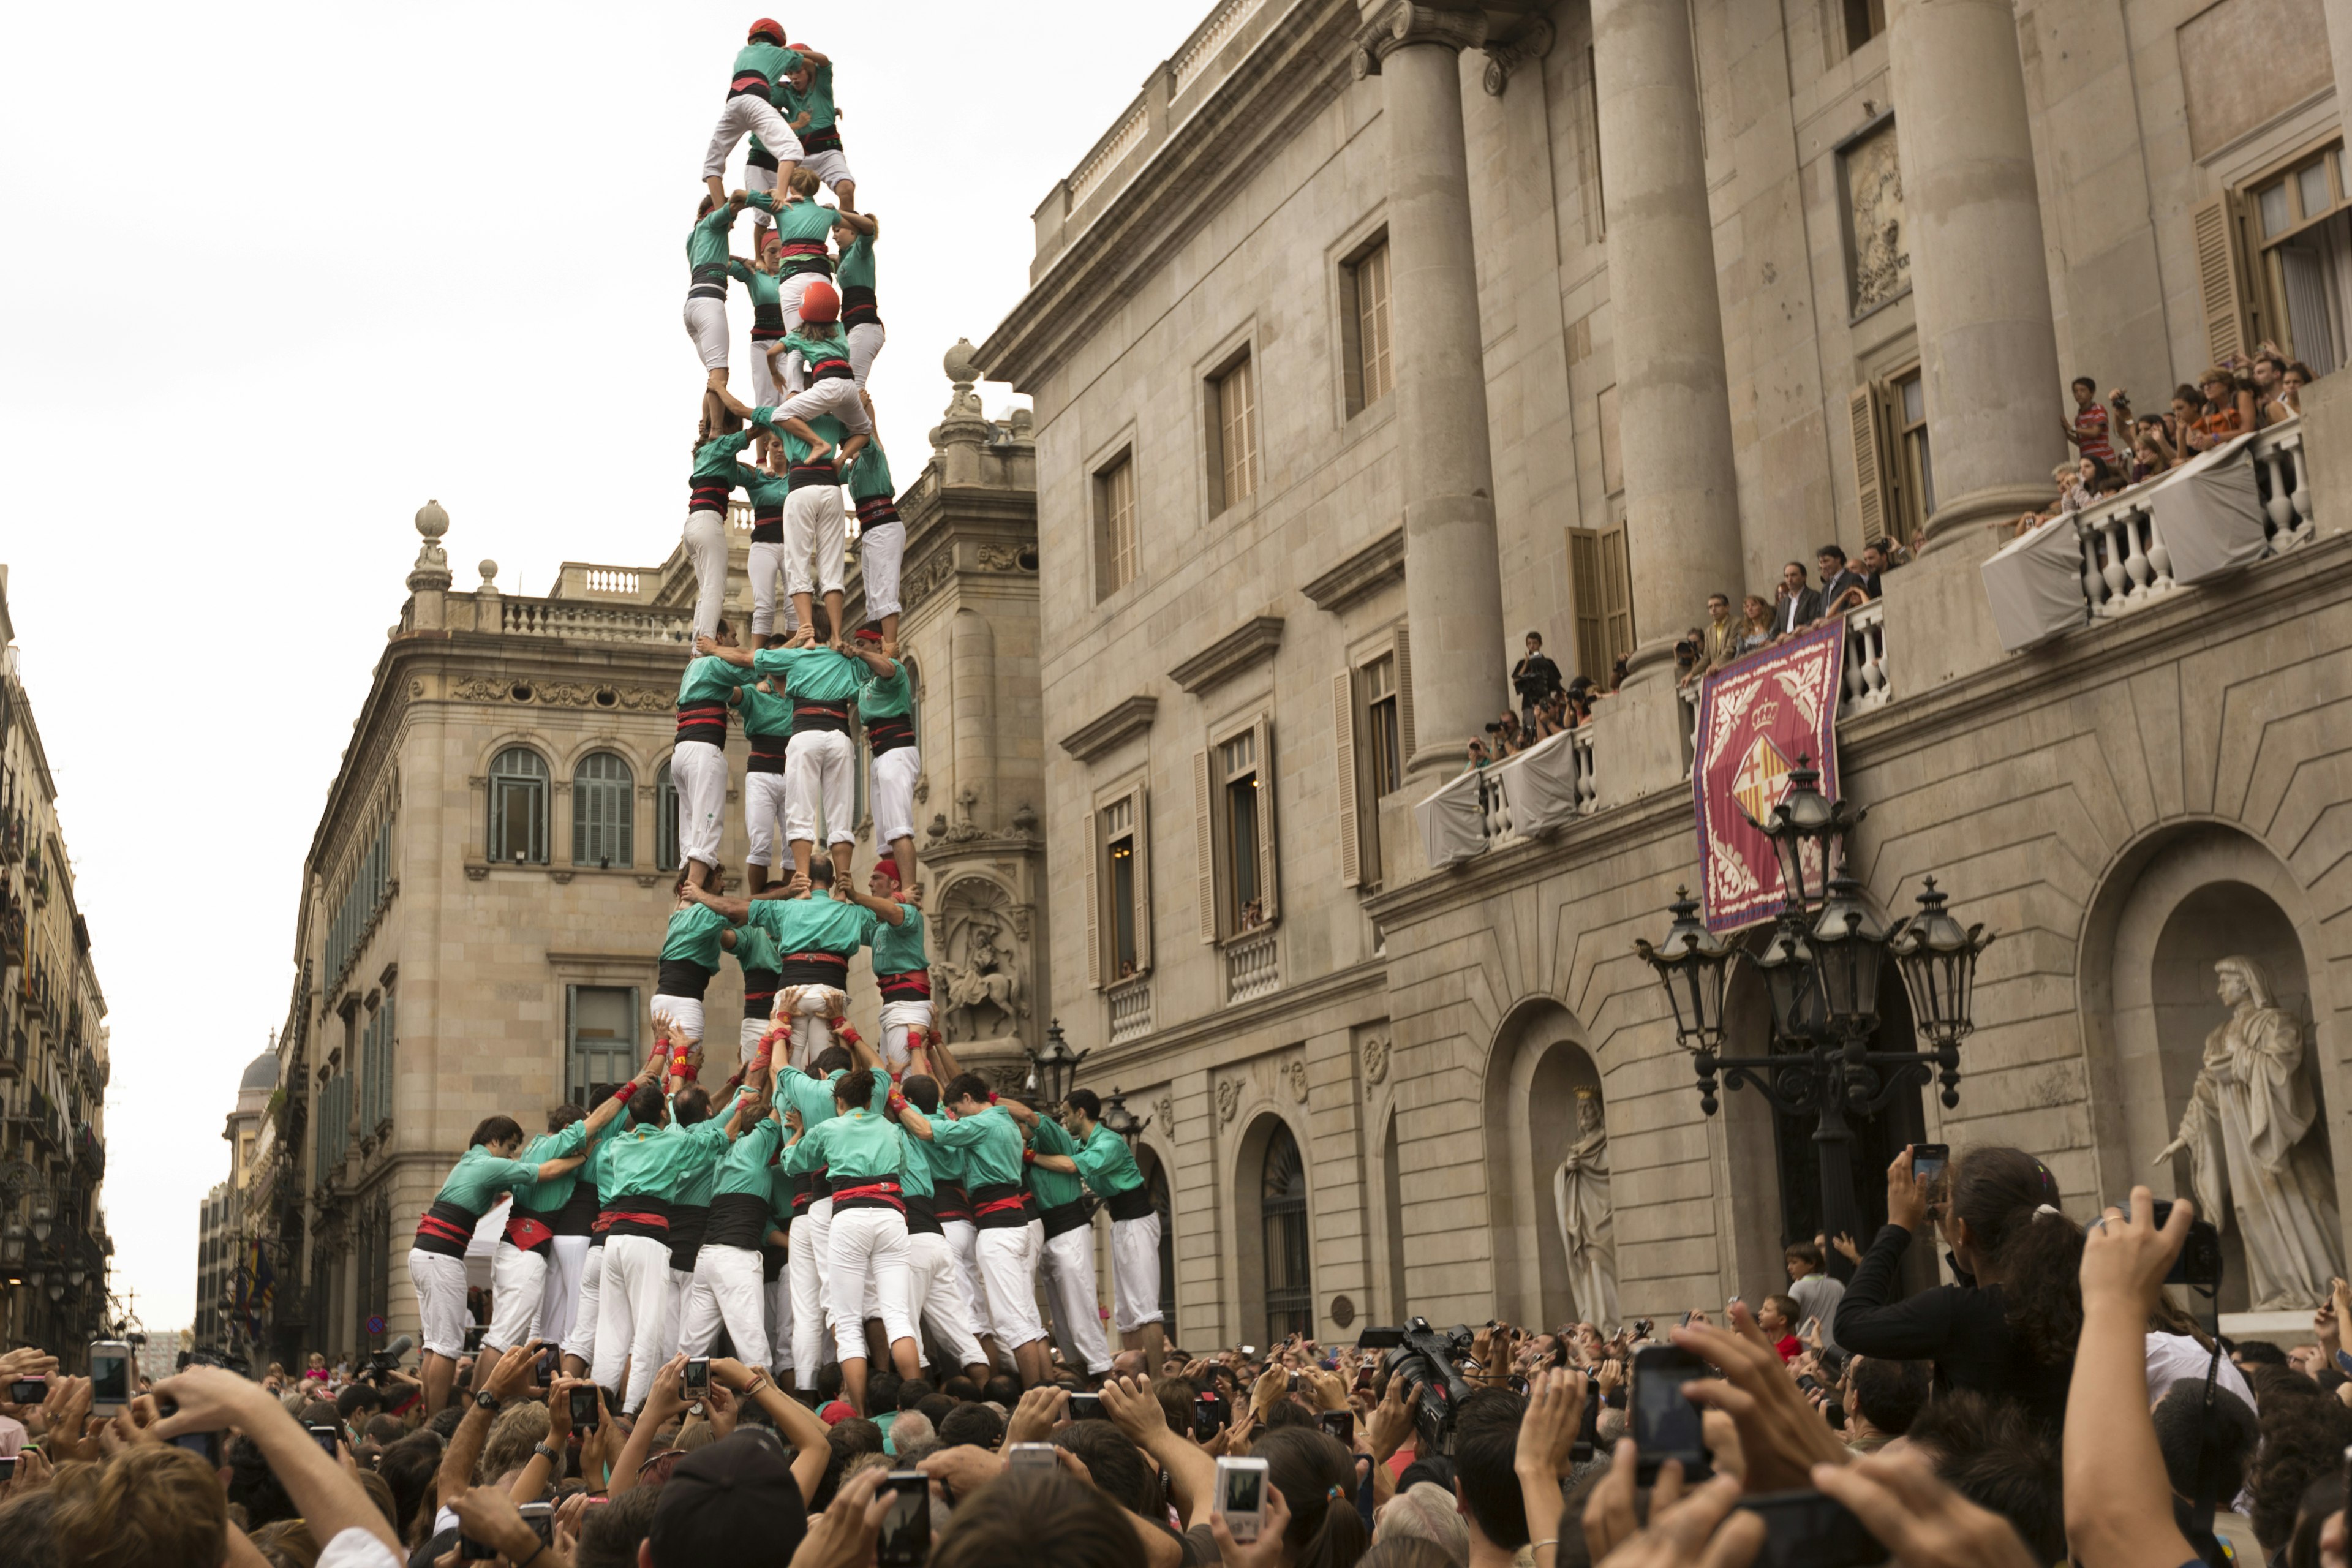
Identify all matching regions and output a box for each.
[1498,731,1586,836]
[1982,511,2089,652]
[1416,767,1491,869]
[2154,435,2271,585]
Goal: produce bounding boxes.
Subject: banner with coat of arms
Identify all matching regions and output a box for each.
[1691,621,1847,932]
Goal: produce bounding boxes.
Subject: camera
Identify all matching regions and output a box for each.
[1483,722,1503,733]
[2125,1197,2226,1289]
[1357,1317,1476,1456]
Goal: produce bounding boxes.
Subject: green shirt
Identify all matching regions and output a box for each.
[869,905,926,977]
[906,1123,966,1194]
[780,326,850,372]
[661,902,733,970]
[780,60,837,132]
[930,1104,1025,1188]
[732,921,782,976]
[752,644,865,703]
[783,1106,906,1185]
[858,661,912,720]
[747,893,877,957]
[514,1121,594,1214]
[894,1124,934,1201]
[845,439,894,502]
[692,429,760,483]
[687,203,745,279]
[727,259,785,311]
[432,1145,540,1217]
[741,462,793,510]
[601,1101,743,1202]
[731,39,804,99]
[740,679,794,739]
[1027,1116,1084,1209]
[836,233,876,293]
[714,1115,788,1200]
[1072,1123,1144,1199]
[678,654,755,710]
[757,194,838,253]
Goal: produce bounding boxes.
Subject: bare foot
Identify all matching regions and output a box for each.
[805,437,834,463]
[789,626,816,648]
[788,873,813,898]
[831,881,852,902]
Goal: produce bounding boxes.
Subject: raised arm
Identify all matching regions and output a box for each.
[844,877,906,929]
[682,880,753,924]
[1031,1150,1077,1175]
[534,1152,587,1183]
[710,1357,832,1505]
[152,1367,402,1558]
[838,209,878,237]
[2067,1189,2198,1568]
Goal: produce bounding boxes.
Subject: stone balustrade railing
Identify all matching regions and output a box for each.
[2076,418,2316,620]
[1224,927,1280,1004]
[1417,722,1602,866]
[498,598,693,645]
[1108,978,1153,1044]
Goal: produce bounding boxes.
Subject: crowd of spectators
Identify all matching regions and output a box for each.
[1,1145,2345,1568]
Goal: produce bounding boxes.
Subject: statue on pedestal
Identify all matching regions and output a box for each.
[1553,1086,1619,1330]
[2157,955,2345,1310]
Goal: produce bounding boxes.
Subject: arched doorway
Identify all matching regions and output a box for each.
[1483,1000,1605,1324]
[1234,1120,1314,1346]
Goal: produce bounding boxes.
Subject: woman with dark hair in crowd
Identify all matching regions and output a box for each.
[1833,1145,2084,1438]
[1220,1427,1373,1568]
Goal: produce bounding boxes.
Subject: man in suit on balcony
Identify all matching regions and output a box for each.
[1771,560,1822,639]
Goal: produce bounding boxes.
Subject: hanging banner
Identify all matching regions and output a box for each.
[1692,621,1847,932]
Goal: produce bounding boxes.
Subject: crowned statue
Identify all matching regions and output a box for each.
[1553,1085,1619,1330]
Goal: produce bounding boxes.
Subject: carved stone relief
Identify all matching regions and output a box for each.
[934,877,1030,1045]
[1841,119,1909,315]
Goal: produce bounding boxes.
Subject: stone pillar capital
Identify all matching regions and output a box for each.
[1352,1,1488,79]
[1482,17,1555,96]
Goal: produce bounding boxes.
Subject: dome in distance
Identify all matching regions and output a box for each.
[239,1051,279,1092]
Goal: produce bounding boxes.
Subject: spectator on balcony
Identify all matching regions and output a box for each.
[2184,368,2253,454]
[1463,737,1490,773]
[2060,377,2117,469]
[1814,545,1866,624]
[1769,562,1820,639]
[1509,632,1562,729]
[1738,594,1774,654]
[1825,543,1891,617]
[1684,593,1739,687]
[1487,710,1526,759]
[2286,361,2316,413]
[2129,425,2173,484]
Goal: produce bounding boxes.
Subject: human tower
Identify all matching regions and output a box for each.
[402,21,1170,1426]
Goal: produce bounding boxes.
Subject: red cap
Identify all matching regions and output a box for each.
[748,18,785,42]
[854,625,884,644]
[797,280,840,323]
[871,858,902,886]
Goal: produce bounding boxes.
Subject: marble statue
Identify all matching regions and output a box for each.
[1553,1087,1619,1330]
[2156,955,2345,1310]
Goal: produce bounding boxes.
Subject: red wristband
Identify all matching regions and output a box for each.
[987,1091,1000,1104]
[1022,1148,1036,1166]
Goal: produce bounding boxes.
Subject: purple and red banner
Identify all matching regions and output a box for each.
[1691,621,1846,932]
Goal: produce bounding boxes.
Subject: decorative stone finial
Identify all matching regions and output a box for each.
[932,338,993,451]
[478,560,500,589]
[406,499,453,593]
[1005,407,1035,439]
[943,339,981,387]
[415,499,449,540]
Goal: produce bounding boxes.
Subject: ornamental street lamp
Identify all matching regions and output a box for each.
[1096,1088,1151,1146]
[1640,792,1994,1243]
[1025,1020,1087,1109]
[29,1202,51,1245]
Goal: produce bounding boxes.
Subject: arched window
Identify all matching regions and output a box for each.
[488,748,549,864]
[571,752,635,868]
[654,761,680,872]
[1260,1123,1312,1343]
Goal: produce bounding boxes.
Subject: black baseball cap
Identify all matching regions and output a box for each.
[649,1431,808,1567]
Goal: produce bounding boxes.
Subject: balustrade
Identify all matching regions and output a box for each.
[1224,927,1281,1005]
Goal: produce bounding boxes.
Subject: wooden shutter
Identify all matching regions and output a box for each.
[1332,672,1362,889]
[1567,529,1608,681]
[1084,808,1101,989]
[1848,383,1890,545]
[2193,194,2250,368]
[1132,787,1152,973]
[1392,623,1416,766]
[1192,749,1217,942]
[1252,714,1280,923]
[1599,526,1635,665]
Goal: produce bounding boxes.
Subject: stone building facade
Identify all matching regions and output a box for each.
[0,568,111,1365]
[251,375,1044,1362]
[976,0,2352,1346]
[191,1049,276,1359]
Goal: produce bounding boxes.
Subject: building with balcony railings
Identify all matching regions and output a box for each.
[191,1048,277,1360]
[973,0,2352,1344]
[0,567,112,1363]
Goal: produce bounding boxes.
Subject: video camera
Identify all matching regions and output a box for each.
[1357,1316,1476,1456]
[358,1335,415,1383]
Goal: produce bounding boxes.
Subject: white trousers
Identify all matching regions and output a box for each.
[684,296,730,371]
[860,521,905,623]
[789,1199,834,1376]
[408,1249,470,1359]
[905,1230,987,1373]
[750,337,786,408]
[560,1244,605,1364]
[747,159,779,227]
[802,148,854,190]
[484,1243,548,1354]
[703,94,802,179]
[848,323,886,390]
[827,1205,914,1362]
[778,374,873,435]
[876,998,932,1076]
[777,271,822,333]
[942,1219,991,1341]
[744,769,790,867]
[592,1234,675,1412]
[678,1243,771,1366]
[777,986,848,1069]
[672,738,729,872]
[747,541,801,638]
[683,510,729,644]
[665,1266,694,1359]
[767,1270,794,1373]
[1110,1213,1164,1332]
[785,729,855,846]
[649,994,706,1049]
[976,1224,1044,1349]
[1042,1224,1115,1373]
[540,1235,592,1351]
[783,484,846,596]
[870,742,919,846]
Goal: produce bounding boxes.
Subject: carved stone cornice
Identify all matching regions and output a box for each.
[1300,529,1406,613]
[1352,1,1490,78]
[1482,15,1555,96]
[1167,616,1286,696]
[1059,695,1159,763]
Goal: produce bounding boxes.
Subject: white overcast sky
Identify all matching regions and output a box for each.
[0,1,1203,1335]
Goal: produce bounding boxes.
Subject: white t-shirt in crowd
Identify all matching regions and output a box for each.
[317,1528,403,1568]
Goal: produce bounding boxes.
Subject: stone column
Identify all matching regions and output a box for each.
[1590,0,1743,673]
[1888,0,2065,541]
[1355,3,1510,778]
[2331,1,2352,156]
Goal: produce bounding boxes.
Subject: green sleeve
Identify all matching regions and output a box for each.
[700,205,739,239]
[727,260,753,284]
[781,1121,829,1175]
[745,189,780,213]
[1031,1118,1077,1157]
[549,1120,590,1160]
[491,1156,539,1188]
[931,1114,987,1151]
[1071,1137,1115,1190]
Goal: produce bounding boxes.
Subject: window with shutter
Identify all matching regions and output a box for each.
[1101,794,1143,982]
[1599,526,1635,667]
[1193,749,1216,943]
[1251,715,1278,924]
[1084,810,1101,989]
[1333,671,1362,889]
[1848,383,1890,546]
[2193,194,2251,368]
[1131,788,1153,970]
[1392,624,1416,768]
[1567,529,1608,682]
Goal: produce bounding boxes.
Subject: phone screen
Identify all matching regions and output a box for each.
[1320,1411,1353,1442]
[1067,1392,1102,1422]
[519,1503,556,1548]
[1911,1144,1948,1184]
[1224,1465,1263,1514]
[877,1474,930,1566]
[684,1358,710,1392]
[309,1424,340,1456]
[569,1387,600,1428]
[173,1430,223,1467]
[87,1349,129,1406]
[1632,1347,1709,1471]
